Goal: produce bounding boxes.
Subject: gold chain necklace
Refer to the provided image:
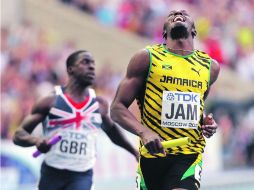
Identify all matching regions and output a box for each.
[167,47,194,53]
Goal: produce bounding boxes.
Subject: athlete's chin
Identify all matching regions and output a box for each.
[170,25,189,40]
[80,80,94,87]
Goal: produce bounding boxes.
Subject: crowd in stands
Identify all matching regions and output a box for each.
[1,0,254,168]
[60,0,254,81]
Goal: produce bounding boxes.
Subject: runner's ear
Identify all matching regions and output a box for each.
[67,66,74,75]
[191,23,197,38]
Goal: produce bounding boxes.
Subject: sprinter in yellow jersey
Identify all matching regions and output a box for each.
[111,10,220,190]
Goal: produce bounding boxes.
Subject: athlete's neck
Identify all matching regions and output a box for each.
[165,38,194,56]
[65,80,90,101]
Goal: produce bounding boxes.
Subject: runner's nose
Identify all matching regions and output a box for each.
[174,11,183,16]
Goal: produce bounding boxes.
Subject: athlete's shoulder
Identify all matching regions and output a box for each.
[31,92,56,115]
[210,59,220,84]
[128,48,150,73]
[54,85,64,95]
[88,88,97,98]
[195,50,211,60]
[146,43,164,51]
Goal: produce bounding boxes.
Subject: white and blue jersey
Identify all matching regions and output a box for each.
[42,86,102,172]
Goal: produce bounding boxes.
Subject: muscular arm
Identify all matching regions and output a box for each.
[204,59,220,100]
[96,97,138,159]
[110,49,149,136]
[202,59,220,138]
[110,49,165,155]
[13,94,55,147]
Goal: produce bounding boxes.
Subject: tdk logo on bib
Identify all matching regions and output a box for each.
[161,91,200,129]
[167,92,199,103]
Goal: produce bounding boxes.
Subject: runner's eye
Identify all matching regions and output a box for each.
[81,59,93,65]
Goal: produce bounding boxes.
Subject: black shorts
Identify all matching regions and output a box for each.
[39,162,93,190]
[136,154,202,190]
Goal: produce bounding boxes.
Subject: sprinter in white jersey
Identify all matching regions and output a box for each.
[13,50,138,190]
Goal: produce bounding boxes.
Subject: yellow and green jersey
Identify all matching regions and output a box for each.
[138,44,212,157]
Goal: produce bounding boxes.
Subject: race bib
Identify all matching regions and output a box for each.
[54,130,96,160]
[45,129,98,171]
[161,91,200,129]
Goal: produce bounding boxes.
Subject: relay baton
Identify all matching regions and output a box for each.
[32,135,62,158]
[141,137,190,156]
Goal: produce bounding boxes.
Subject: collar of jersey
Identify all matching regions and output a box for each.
[64,93,90,109]
[162,44,195,58]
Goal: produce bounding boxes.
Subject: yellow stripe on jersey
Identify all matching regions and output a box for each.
[140,44,211,157]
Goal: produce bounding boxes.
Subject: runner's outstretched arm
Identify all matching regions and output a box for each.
[96,97,139,160]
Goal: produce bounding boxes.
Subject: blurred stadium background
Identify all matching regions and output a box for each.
[1,0,254,189]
